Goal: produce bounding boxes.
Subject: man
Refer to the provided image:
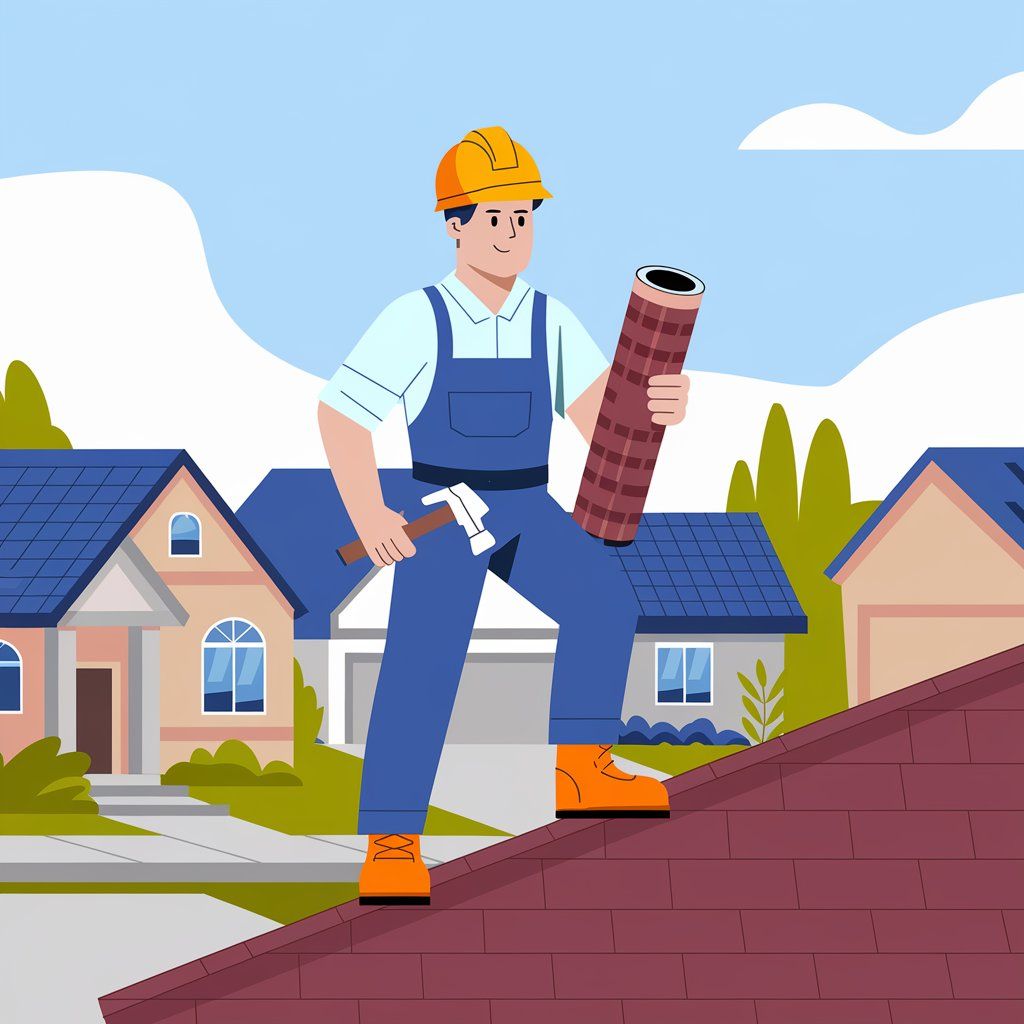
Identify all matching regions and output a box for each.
[318,126,691,904]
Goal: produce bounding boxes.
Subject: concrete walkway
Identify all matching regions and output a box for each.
[0,815,503,882]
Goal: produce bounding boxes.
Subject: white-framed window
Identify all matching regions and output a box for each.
[169,513,201,557]
[0,640,22,713]
[655,643,713,706]
[202,619,266,713]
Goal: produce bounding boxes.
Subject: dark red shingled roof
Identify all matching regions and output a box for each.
[101,643,1024,1023]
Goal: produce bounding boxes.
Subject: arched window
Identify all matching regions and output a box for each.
[169,513,201,556]
[0,641,23,713]
[202,619,265,713]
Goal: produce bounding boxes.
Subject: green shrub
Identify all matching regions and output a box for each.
[739,659,785,744]
[162,739,300,788]
[0,737,97,813]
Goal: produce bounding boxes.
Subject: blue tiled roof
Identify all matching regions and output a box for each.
[237,470,806,639]
[0,450,303,625]
[825,447,1024,579]
[608,512,806,634]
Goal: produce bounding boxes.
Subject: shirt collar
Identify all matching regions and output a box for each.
[439,271,533,324]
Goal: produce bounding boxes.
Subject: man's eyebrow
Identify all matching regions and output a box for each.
[484,209,501,213]
[513,209,528,214]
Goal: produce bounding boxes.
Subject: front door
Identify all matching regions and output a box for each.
[76,668,113,774]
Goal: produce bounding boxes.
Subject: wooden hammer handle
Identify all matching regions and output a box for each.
[336,504,457,565]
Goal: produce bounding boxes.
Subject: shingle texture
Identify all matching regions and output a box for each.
[102,642,1024,1023]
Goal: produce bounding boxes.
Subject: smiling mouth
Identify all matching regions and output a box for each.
[493,245,511,253]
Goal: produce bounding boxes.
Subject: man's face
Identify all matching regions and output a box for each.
[446,201,535,277]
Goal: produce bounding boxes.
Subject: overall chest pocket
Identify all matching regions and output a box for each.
[449,391,532,438]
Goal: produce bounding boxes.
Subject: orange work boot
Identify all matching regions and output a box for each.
[359,833,431,905]
[555,744,670,818]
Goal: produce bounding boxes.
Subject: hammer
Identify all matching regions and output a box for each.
[336,482,497,566]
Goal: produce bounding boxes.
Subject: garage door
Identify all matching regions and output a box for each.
[348,653,555,743]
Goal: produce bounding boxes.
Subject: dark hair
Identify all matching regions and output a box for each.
[444,198,544,224]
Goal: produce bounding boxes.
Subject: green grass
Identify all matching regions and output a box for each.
[186,746,508,837]
[614,743,749,777]
[0,814,153,836]
[0,882,357,925]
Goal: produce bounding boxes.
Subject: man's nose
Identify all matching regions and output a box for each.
[507,217,517,239]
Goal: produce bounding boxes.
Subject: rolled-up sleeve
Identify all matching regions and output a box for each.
[319,290,434,431]
[547,296,609,415]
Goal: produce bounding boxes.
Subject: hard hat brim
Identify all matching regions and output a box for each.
[435,181,553,212]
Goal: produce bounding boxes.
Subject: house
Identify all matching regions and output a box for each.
[0,450,303,774]
[101,641,1024,1022]
[826,447,1024,707]
[237,468,806,745]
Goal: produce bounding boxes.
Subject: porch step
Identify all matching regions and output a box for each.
[94,795,230,817]
[89,783,190,798]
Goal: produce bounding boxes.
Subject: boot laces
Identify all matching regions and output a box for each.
[595,744,635,781]
[371,833,416,861]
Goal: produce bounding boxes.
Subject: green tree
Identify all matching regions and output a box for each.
[0,360,71,448]
[728,404,878,729]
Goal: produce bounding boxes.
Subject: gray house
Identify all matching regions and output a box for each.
[237,470,807,746]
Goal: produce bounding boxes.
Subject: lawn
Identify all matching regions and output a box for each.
[614,743,749,777]
[0,882,358,925]
[0,814,152,836]
[184,745,509,837]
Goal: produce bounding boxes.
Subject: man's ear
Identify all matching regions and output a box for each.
[445,217,461,242]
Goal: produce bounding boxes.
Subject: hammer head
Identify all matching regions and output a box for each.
[421,482,496,555]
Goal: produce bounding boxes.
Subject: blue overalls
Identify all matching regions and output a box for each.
[357,285,640,835]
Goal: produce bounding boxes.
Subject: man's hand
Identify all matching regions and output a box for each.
[647,373,691,426]
[353,505,416,567]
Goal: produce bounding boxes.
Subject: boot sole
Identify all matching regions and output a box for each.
[556,809,670,819]
[359,895,431,906]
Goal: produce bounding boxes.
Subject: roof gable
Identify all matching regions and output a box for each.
[238,470,806,638]
[0,450,303,625]
[102,641,1024,1018]
[826,447,1024,580]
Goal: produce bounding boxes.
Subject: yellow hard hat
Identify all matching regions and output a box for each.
[435,126,552,212]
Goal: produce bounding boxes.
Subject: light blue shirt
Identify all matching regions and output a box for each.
[319,271,608,431]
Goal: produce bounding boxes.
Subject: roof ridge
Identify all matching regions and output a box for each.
[100,641,1024,1007]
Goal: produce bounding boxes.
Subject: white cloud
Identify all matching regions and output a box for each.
[739,72,1024,150]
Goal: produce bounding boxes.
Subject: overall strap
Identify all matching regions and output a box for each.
[530,291,548,361]
[423,285,453,362]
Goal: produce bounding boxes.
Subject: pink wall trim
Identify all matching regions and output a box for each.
[160,571,264,586]
[856,603,1024,704]
[834,462,1024,585]
[160,726,294,741]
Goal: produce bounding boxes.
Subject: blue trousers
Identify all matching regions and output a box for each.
[357,483,640,835]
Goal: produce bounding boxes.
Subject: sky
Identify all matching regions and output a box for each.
[1,0,1021,385]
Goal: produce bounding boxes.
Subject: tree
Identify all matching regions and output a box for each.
[0,360,71,448]
[728,404,878,729]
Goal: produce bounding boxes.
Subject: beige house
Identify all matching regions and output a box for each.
[0,451,303,773]
[825,447,1024,705]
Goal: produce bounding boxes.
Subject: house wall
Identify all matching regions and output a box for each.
[836,465,1024,705]
[622,634,785,738]
[295,639,330,741]
[130,469,295,770]
[0,627,47,760]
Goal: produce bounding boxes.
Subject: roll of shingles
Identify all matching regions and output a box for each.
[573,265,704,544]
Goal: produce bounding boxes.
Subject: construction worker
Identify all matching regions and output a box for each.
[318,127,691,904]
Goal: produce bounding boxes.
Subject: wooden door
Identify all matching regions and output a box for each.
[76,668,113,774]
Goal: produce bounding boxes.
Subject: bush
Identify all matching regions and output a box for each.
[162,739,301,787]
[619,716,749,746]
[0,737,97,813]
[739,659,785,744]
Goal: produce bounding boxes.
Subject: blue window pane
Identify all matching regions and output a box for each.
[657,647,685,704]
[170,514,201,555]
[234,647,265,712]
[203,647,233,711]
[685,647,712,704]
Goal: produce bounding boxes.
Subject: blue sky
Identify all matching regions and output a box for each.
[2,0,1021,384]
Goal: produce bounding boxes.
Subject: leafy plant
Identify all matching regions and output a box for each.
[619,715,749,746]
[0,360,71,448]
[728,404,878,729]
[162,739,300,787]
[0,737,96,813]
[739,659,785,744]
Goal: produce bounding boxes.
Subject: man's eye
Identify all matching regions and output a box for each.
[517,216,525,227]
[490,215,498,227]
